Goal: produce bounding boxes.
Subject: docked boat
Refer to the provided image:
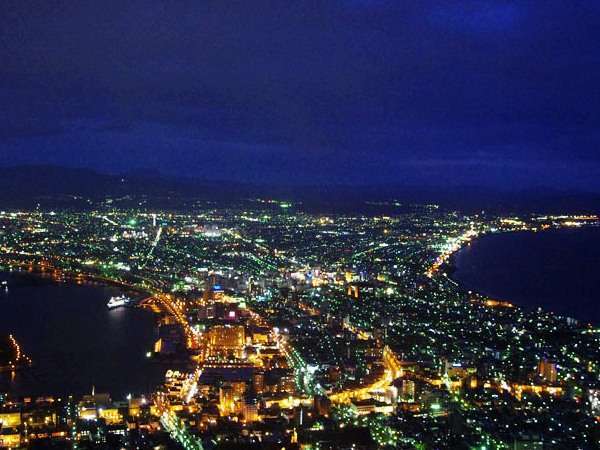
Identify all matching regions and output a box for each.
[107,295,131,309]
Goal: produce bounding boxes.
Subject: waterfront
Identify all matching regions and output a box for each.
[453,227,600,325]
[0,271,164,398]
[1,209,598,448]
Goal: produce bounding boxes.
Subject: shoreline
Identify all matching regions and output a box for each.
[0,263,152,299]
[0,266,171,399]
[444,226,600,326]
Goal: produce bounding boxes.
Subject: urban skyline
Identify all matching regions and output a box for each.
[1,202,599,448]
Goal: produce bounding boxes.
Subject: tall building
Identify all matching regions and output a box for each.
[401,380,415,403]
[537,359,558,383]
[219,385,235,416]
[242,393,259,423]
[252,370,265,394]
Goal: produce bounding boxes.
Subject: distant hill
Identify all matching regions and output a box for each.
[0,165,184,198]
[0,165,598,214]
[0,165,213,208]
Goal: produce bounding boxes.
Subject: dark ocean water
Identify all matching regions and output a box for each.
[453,227,600,325]
[0,272,165,398]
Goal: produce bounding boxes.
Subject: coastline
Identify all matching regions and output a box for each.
[0,268,166,398]
[443,229,507,291]
[0,263,152,299]
[445,226,600,325]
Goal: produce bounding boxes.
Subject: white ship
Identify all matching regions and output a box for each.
[107,295,131,309]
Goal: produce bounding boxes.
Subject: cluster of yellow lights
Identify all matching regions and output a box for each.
[5,334,32,370]
[483,299,515,308]
[426,228,478,277]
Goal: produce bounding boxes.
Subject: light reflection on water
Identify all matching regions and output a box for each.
[0,271,165,398]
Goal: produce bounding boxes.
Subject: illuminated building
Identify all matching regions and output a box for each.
[250,328,269,345]
[401,380,415,403]
[0,412,21,428]
[208,325,245,359]
[98,407,122,425]
[127,397,147,417]
[252,370,265,394]
[264,368,296,393]
[219,384,235,416]
[218,382,247,416]
[203,284,225,302]
[242,394,259,423]
[537,359,558,383]
[512,384,563,400]
[0,431,20,449]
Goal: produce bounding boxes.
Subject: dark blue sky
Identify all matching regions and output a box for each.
[1,1,599,189]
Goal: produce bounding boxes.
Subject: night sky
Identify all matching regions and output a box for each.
[1,1,599,189]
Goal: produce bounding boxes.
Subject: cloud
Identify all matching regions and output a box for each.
[0,1,598,190]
